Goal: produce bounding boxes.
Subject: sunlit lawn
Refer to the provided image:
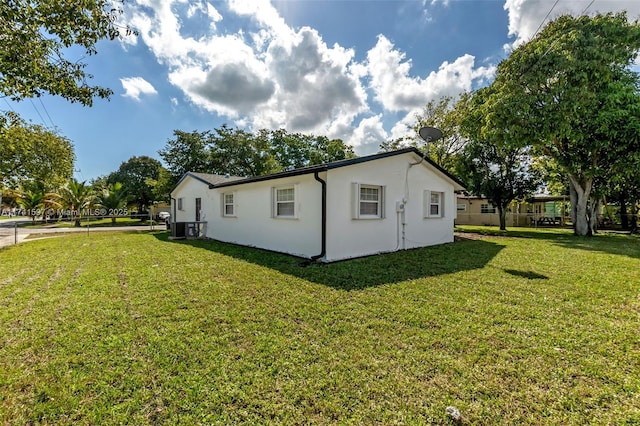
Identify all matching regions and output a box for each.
[20,217,158,228]
[0,229,638,424]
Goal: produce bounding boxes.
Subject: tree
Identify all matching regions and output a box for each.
[269,130,356,170]
[158,130,214,187]
[95,182,128,225]
[16,183,60,223]
[480,13,640,236]
[377,95,469,176]
[59,179,94,227]
[108,156,162,213]
[159,126,357,183]
[209,125,280,177]
[0,111,74,209]
[0,0,135,106]
[414,94,470,175]
[459,88,541,231]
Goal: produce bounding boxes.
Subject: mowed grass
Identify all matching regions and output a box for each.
[0,229,638,425]
[21,217,157,228]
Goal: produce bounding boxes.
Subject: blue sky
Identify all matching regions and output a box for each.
[5,0,640,181]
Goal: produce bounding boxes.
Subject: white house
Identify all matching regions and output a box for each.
[170,148,465,262]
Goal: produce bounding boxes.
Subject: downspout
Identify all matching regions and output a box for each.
[310,170,327,262]
[170,197,176,235]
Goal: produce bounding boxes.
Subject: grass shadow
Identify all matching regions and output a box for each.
[154,232,504,290]
[503,269,548,280]
[456,226,640,260]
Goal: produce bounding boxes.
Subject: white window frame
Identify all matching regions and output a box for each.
[457,203,467,211]
[424,190,444,218]
[222,192,236,217]
[177,197,184,211]
[272,185,297,219]
[481,203,496,214]
[352,183,385,219]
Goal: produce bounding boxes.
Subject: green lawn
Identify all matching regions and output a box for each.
[20,217,158,228]
[0,229,638,424]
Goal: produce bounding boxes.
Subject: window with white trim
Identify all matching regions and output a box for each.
[457,203,467,211]
[423,190,444,218]
[223,192,235,217]
[481,204,496,214]
[273,186,296,218]
[352,183,385,219]
[177,197,183,211]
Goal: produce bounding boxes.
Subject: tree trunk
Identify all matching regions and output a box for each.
[619,192,629,229]
[569,183,577,226]
[588,198,600,234]
[568,175,592,236]
[498,205,507,231]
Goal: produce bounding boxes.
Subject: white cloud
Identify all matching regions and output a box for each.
[120,0,498,154]
[124,0,368,136]
[120,77,158,101]
[503,0,640,48]
[350,115,389,154]
[366,35,495,112]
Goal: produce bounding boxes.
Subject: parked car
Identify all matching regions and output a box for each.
[157,211,170,221]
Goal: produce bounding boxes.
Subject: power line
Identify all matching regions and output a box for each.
[29,99,47,126]
[2,97,16,114]
[38,98,55,129]
[520,0,597,81]
[532,0,560,41]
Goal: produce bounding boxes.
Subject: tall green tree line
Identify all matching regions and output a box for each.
[159,126,356,187]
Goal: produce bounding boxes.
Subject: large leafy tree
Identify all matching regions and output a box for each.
[414,94,470,175]
[158,130,214,187]
[159,126,356,184]
[378,95,469,176]
[269,129,356,169]
[0,111,74,208]
[459,88,541,231]
[108,156,162,213]
[209,125,280,177]
[0,0,134,106]
[480,13,640,236]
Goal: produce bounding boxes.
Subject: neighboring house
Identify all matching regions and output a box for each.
[170,148,465,262]
[455,194,571,227]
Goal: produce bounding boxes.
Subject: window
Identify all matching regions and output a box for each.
[177,197,183,211]
[481,204,496,214]
[273,186,296,218]
[424,190,444,218]
[352,183,385,219]
[457,203,467,211]
[223,192,235,217]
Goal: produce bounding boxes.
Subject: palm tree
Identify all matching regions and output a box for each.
[95,182,127,225]
[16,187,61,223]
[59,179,94,227]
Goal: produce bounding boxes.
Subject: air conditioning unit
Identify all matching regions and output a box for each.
[171,222,186,239]
[186,223,197,238]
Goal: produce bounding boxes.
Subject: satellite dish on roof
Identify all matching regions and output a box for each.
[418,126,443,143]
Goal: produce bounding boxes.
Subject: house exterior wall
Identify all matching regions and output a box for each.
[208,174,323,258]
[454,198,506,226]
[170,151,460,262]
[171,178,206,224]
[454,197,569,227]
[324,154,456,262]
